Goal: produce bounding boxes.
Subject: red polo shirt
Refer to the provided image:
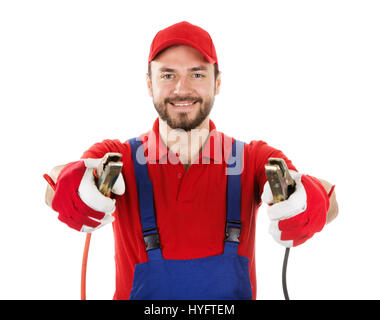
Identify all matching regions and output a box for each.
[81,118,297,300]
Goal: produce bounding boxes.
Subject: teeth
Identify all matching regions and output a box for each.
[172,102,196,107]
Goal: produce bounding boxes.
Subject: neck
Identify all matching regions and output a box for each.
[159,117,210,168]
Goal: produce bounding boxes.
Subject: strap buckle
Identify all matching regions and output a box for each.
[143,228,160,251]
[225,220,241,243]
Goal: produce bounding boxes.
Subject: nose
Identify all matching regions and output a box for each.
[173,75,191,95]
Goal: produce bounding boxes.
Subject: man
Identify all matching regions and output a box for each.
[45,21,338,300]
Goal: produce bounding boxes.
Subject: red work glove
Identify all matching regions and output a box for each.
[261,171,330,247]
[51,159,125,232]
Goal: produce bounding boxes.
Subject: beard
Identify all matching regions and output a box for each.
[153,94,215,132]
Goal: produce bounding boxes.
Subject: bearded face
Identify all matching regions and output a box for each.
[152,91,215,132]
[147,45,220,132]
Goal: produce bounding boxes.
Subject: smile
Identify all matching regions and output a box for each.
[170,101,198,107]
[169,101,198,112]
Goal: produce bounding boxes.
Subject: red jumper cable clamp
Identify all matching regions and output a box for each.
[44,153,123,300]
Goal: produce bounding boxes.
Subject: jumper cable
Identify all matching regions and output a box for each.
[265,158,296,300]
[44,153,122,300]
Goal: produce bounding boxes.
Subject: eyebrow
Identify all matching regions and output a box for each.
[189,66,208,72]
[158,65,208,73]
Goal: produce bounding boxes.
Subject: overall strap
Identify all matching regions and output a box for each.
[128,136,245,258]
[225,139,245,253]
[128,137,162,260]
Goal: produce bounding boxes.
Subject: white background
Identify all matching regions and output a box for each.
[0,0,379,300]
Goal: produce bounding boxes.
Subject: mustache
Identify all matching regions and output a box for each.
[164,96,202,104]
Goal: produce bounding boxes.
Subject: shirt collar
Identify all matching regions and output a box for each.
[139,117,227,164]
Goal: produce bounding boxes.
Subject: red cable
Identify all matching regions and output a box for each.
[328,185,336,198]
[43,173,90,300]
[43,174,56,191]
[81,233,92,300]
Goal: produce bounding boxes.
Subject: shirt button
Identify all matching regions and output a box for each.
[177,173,183,179]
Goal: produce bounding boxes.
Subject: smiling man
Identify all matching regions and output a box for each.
[45,21,338,300]
[148,45,219,131]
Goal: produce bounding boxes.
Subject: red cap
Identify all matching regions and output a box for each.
[148,21,218,68]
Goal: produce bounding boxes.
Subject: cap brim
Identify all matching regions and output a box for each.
[149,38,216,65]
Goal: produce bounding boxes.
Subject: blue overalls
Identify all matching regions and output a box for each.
[127,137,252,300]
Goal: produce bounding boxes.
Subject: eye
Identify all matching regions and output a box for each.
[162,73,174,80]
[192,73,204,78]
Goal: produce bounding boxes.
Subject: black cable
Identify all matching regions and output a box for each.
[282,247,290,300]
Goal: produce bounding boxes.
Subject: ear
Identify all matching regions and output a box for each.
[214,71,221,95]
[146,73,153,97]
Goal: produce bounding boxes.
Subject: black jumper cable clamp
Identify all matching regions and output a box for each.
[265,158,296,300]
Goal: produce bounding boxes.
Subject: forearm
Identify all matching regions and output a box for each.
[44,164,66,208]
[317,178,339,224]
